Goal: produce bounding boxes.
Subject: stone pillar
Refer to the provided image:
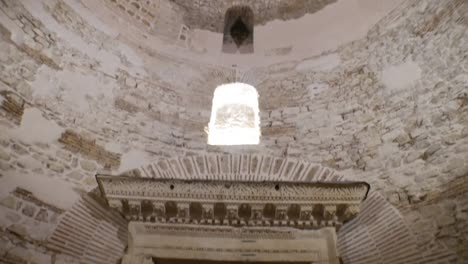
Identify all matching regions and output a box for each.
[178,202,190,219]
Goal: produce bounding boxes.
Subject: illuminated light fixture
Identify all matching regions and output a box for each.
[207,82,260,145]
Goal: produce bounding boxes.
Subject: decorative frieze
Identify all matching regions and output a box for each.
[97,175,369,230]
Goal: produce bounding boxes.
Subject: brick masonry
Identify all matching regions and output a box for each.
[59,130,121,169]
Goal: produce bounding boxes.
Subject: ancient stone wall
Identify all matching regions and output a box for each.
[0,0,466,263]
[236,0,468,199]
[0,0,214,262]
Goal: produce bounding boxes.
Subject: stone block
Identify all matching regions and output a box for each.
[0,196,17,210]
[80,160,97,172]
[454,164,468,177]
[422,144,441,160]
[34,208,48,222]
[21,204,37,217]
[419,204,442,218]
[0,148,10,161]
[125,77,137,87]
[11,144,28,155]
[47,162,64,173]
[443,158,464,172]
[5,211,21,222]
[56,149,72,162]
[394,132,411,145]
[67,171,84,181]
[0,160,10,172]
[382,128,404,143]
[436,215,455,226]
[405,151,422,163]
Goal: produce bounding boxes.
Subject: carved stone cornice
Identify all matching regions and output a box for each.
[96,175,369,230]
[97,175,368,202]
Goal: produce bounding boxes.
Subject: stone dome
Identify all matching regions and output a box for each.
[0,0,467,263]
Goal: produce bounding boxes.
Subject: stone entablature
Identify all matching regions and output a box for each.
[123,223,340,264]
[97,175,369,230]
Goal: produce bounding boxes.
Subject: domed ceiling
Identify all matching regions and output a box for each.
[0,0,467,263]
[170,0,337,32]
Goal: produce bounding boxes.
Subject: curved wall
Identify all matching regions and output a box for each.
[0,0,466,263]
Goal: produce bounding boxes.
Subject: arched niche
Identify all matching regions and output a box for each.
[222,6,254,53]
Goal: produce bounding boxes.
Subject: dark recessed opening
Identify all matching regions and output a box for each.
[275,184,280,191]
[287,204,301,220]
[238,203,252,220]
[214,202,227,219]
[170,184,174,190]
[189,202,203,220]
[230,17,250,47]
[141,200,153,219]
[222,5,254,53]
[263,203,276,219]
[165,201,178,218]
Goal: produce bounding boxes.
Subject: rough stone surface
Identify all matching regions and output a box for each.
[0,0,466,263]
[79,160,97,172]
[171,0,337,32]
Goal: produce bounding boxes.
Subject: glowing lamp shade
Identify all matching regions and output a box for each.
[208,83,260,145]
